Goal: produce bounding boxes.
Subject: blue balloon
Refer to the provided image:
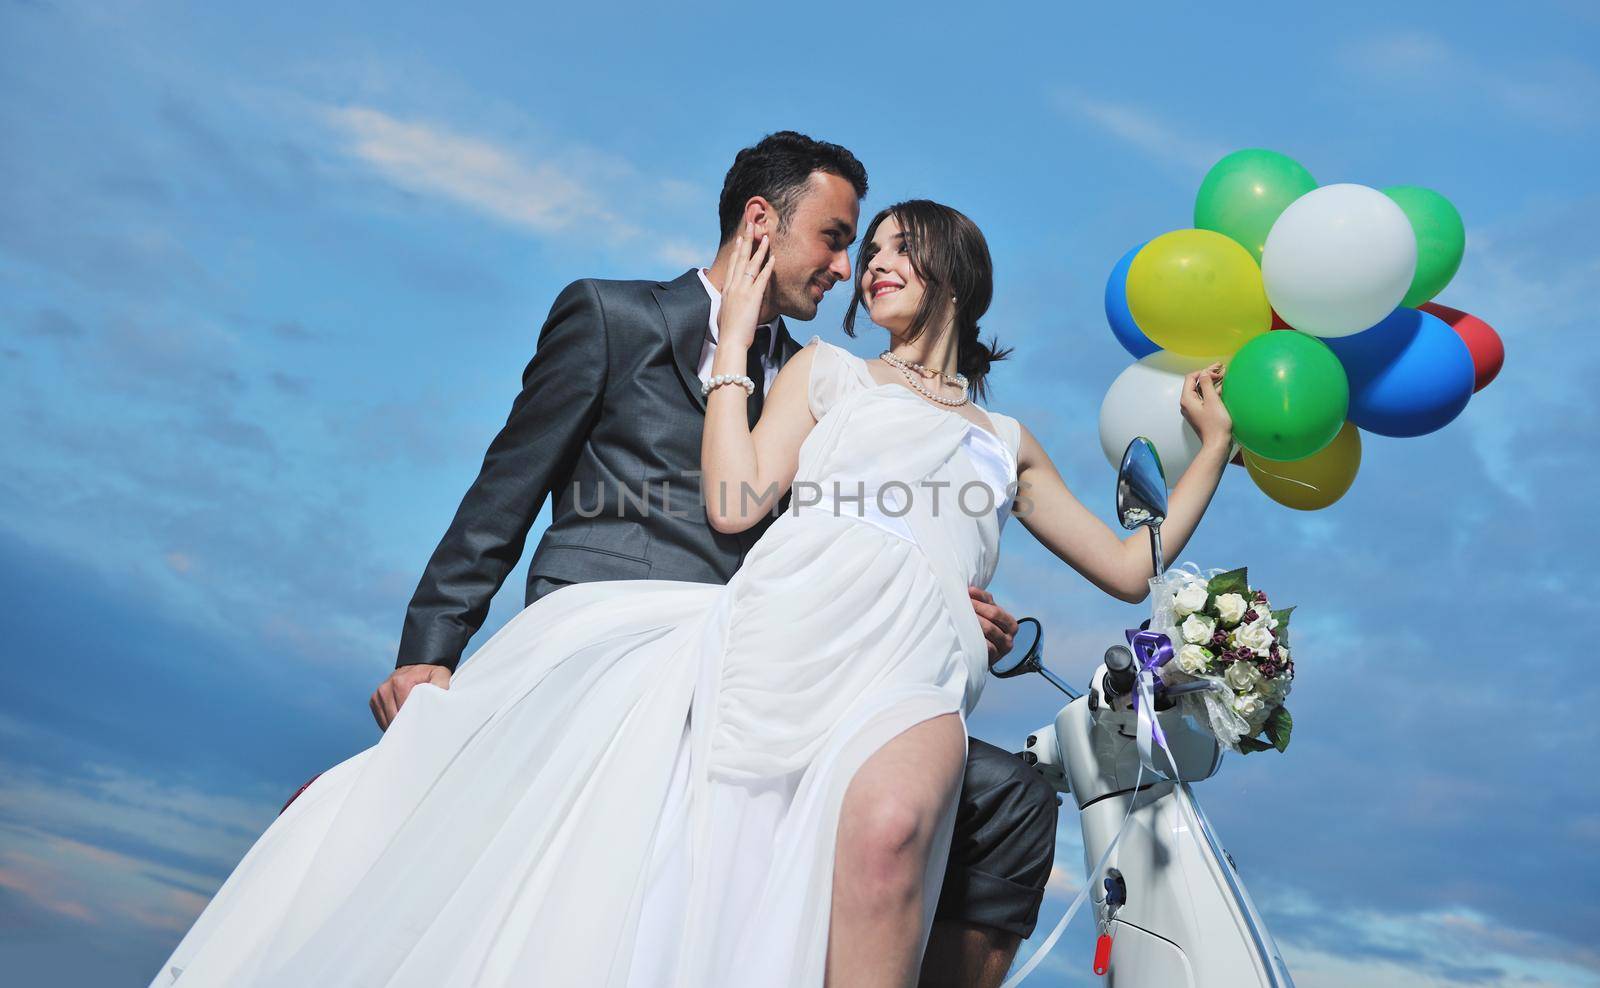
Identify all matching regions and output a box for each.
[1105,242,1160,359]
[1323,309,1474,438]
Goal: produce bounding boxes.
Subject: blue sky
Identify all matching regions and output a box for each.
[2,1,1597,985]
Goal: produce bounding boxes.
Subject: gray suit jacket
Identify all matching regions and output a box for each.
[397,269,804,671]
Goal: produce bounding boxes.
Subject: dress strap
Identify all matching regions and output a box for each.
[804,335,873,421]
[982,409,1023,464]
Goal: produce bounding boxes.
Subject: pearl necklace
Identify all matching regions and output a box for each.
[879,350,970,407]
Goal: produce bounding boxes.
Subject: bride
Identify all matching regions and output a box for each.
[151,200,1233,987]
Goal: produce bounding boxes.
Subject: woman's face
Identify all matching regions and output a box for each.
[858,215,925,335]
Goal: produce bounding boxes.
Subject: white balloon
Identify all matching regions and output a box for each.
[1098,351,1214,484]
[1261,183,1417,338]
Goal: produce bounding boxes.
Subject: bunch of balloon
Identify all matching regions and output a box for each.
[1098,149,1504,512]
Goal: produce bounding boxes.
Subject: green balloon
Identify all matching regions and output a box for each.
[1383,185,1465,307]
[1223,332,1349,461]
[1195,149,1318,261]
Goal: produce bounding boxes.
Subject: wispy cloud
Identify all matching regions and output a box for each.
[1341,32,1600,131]
[0,754,281,938]
[1269,891,1600,987]
[1435,196,1600,503]
[656,238,704,269]
[1052,88,1230,173]
[1023,753,1600,987]
[321,105,629,235]
[317,105,704,268]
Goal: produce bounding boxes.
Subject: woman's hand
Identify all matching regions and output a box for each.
[717,222,774,351]
[1180,363,1233,450]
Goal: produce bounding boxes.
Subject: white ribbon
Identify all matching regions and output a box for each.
[1134,666,1173,780]
[1003,640,1186,987]
[998,757,1147,988]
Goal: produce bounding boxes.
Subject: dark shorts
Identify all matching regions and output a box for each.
[536,577,1060,937]
[934,736,1060,939]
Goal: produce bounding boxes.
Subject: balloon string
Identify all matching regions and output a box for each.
[1243,458,1322,492]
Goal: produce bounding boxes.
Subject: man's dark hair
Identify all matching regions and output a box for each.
[718,131,868,244]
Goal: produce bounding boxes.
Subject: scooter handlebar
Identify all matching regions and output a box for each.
[1102,644,1136,699]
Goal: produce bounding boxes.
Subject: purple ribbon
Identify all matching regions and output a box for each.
[1126,629,1174,680]
[1125,629,1174,752]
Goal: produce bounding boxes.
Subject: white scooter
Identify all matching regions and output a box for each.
[993,438,1295,987]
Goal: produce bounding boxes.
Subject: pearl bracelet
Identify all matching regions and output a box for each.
[701,373,756,398]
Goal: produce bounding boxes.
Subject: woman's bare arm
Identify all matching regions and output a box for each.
[1013,364,1233,603]
[701,345,818,533]
[1014,427,1230,602]
[699,227,819,533]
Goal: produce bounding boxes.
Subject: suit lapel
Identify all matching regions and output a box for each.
[652,269,714,414]
[652,269,809,415]
[651,273,807,528]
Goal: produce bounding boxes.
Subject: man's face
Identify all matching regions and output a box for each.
[768,172,859,321]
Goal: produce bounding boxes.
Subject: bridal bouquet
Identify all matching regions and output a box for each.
[1148,563,1296,754]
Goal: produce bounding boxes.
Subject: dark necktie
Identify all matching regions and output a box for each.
[746,325,771,430]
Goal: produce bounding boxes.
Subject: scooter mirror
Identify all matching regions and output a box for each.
[1118,436,1170,581]
[992,617,1042,678]
[989,617,1081,698]
[1117,436,1169,531]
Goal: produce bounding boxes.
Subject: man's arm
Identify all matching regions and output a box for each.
[395,279,609,672]
[968,587,1018,666]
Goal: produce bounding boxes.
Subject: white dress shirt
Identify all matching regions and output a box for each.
[696,268,778,396]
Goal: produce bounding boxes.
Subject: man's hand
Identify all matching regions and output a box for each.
[968,587,1018,668]
[371,664,452,731]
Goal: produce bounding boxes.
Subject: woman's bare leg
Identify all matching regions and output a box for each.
[826,712,967,988]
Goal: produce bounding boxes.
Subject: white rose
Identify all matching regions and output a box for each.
[1259,674,1290,703]
[1246,704,1272,736]
[1214,592,1248,626]
[1175,644,1212,675]
[1224,661,1262,692]
[1173,583,1209,617]
[1233,692,1264,720]
[1181,613,1216,645]
[1233,621,1275,656]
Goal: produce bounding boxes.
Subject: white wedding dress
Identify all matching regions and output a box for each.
[152,337,1023,987]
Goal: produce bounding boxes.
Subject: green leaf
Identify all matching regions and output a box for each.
[1265,706,1293,752]
[1236,735,1275,754]
[1207,567,1250,600]
[1271,605,1295,647]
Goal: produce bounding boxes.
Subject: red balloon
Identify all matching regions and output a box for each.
[1270,309,1293,331]
[281,772,324,814]
[1419,302,1504,392]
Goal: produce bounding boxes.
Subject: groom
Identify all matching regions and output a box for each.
[374,131,1057,987]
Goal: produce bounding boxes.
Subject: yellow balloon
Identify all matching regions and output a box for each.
[1244,421,1362,510]
[1126,229,1271,357]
